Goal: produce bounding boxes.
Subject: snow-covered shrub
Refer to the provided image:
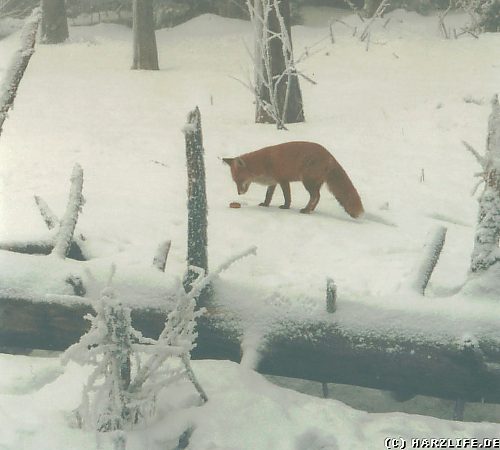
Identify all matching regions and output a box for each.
[478,0,500,32]
[61,265,205,436]
[62,246,256,441]
[455,0,500,32]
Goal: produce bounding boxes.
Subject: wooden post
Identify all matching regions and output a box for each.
[326,278,337,313]
[182,107,210,305]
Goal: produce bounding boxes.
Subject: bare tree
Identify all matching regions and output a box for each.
[247,0,304,129]
[41,0,69,44]
[131,0,159,70]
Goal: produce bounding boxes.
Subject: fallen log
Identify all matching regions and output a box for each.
[1,290,500,404]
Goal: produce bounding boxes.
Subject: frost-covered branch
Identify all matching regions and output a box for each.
[62,269,139,433]
[51,164,85,259]
[438,0,453,39]
[463,140,486,168]
[188,245,257,301]
[132,245,256,395]
[63,260,211,435]
[0,7,41,137]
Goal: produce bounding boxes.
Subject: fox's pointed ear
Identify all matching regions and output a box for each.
[222,157,234,166]
[235,157,246,168]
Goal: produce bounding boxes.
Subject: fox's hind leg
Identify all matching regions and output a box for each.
[259,184,276,207]
[301,181,321,214]
[279,182,291,209]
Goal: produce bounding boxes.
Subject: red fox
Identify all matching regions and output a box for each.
[223,141,364,217]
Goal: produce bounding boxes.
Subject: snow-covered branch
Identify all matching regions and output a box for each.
[411,226,447,295]
[51,164,85,259]
[34,195,59,230]
[0,7,41,136]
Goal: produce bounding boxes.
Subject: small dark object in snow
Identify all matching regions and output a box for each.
[229,202,241,208]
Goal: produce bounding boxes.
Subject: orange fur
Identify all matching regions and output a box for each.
[223,141,364,218]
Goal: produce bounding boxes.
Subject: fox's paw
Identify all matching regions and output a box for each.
[279,205,290,209]
[300,208,312,214]
[259,202,270,207]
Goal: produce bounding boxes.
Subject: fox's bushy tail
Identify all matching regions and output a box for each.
[326,163,364,218]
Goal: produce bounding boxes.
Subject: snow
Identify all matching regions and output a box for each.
[1,355,500,450]
[1,8,500,448]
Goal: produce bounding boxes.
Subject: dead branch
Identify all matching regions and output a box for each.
[360,0,389,42]
[34,195,59,230]
[52,164,85,259]
[153,240,171,272]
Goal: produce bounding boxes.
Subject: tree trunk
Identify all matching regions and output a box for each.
[363,0,381,18]
[131,0,159,70]
[253,0,304,126]
[41,0,69,44]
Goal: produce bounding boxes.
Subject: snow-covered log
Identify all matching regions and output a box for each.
[0,187,87,259]
[0,7,41,136]
[2,289,500,404]
[468,95,500,273]
[0,238,85,260]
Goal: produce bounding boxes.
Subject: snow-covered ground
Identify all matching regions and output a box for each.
[0,9,499,449]
[1,353,500,450]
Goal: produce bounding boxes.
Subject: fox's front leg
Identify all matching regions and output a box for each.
[259,185,276,207]
[279,182,291,209]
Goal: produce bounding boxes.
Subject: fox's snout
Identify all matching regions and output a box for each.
[237,182,250,195]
